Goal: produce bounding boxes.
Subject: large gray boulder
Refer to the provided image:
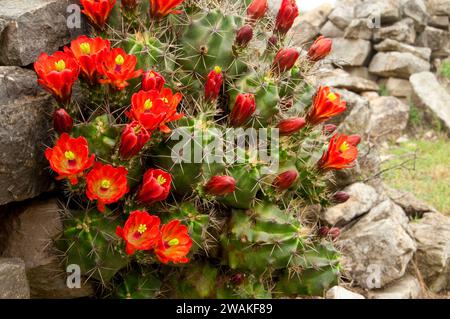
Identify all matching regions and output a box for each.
[338,200,416,289]
[373,18,416,44]
[354,0,401,23]
[416,26,450,58]
[410,213,450,292]
[368,96,410,142]
[344,19,373,40]
[0,67,53,205]
[320,21,345,38]
[328,6,355,30]
[385,186,437,217]
[369,52,430,79]
[410,72,450,131]
[0,258,30,299]
[320,74,379,93]
[0,0,84,66]
[374,39,431,61]
[330,38,372,66]
[402,0,430,30]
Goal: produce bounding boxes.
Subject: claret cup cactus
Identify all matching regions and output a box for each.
[36,0,359,298]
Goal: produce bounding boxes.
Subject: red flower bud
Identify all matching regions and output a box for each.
[273,169,298,190]
[204,66,223,101]
[119,121,151,160]
[136,169,172,204]
[319,226,340,240]
[142,70,165,92]
[275,0,299,35]
[272,48,299,74]
[247,0,268,20]
[230,93,256,127]
[53,108,73,134]
[323,124,337,136]
[205,175,236,196]
[277,117,306,136]
[308,36,333,62]
[347,135,361,147]
[236,25,254,47]
[332,191,350,204]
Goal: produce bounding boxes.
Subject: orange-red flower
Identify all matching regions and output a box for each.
[67,35,110,84]
[308,36,333,62]
[306,87,347,126]
[149,0,184,19]
[275,0,299,35]
[97,48,143,90]
[127,90,167,131]
[142,70,165,92]
[136,169,172,204]
[155,220,192,264]
[44,133,95,185]
[86,162,129,212]
[317,134,358,171]
[116,210,161,255]
[119,121,151,160]
[158,88,184,133]
[34,51,80,104]
[80,0,117,30]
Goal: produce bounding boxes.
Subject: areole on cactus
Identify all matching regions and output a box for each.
[36,0,358,298]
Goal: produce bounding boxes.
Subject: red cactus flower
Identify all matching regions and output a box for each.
[308,36,333,62]
[53,108,74,134]
[34,51,80,104]
[205,175,236,196]
[272,48,299,74]
[44,133,95,185]
[306,87,347,126]
[149,0,184,19]
[277,117,306,136]
[86,162,129,212]
[67,35,110,84]
[136,169,172,205]
[97,48,143,90]
[119,121,151,160]
[204,66,223,102]
[247,0,268,20]
[275,0,299,35]
[230,93,256,127]
[235,25,254,47]
[317,134,359,171]
[128,90,167,131]
[116,210,161,255]
[80,0,117,30]
[347,134,362,147]
[273,169,298,190]
[142,70,165,92]
[158,88,184,133]
[155,220,192,264]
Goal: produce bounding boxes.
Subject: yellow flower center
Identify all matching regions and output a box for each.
[137,224,147,234]
[214,66,222,74]
[64,151,75,160]
[156,175,166,185]
[168,238,179,246]
[148,72,155,78]
[54,60,66,72]
[80,42,91,55]
[327,92,337,102]
[101,179,111,189]
[162,97,169,104]
[115,54,125,65]
[339,141,350,153]
[144,99,153,110]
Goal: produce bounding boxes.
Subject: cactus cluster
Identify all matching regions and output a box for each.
[36,0,360,299]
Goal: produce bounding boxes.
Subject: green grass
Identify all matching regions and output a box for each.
[439,60,450,79]
[381,137,450,214]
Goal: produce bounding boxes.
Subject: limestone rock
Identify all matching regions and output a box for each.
[322,182,379,226]
[416,26,450,57]
[326,286,365,299]
[368,275,422,299]
[328,6,354,30]
[330,38,372,67]
[369,52,430,79]
[320,73,379,93]
[355,0,401,23]
[338,200,416,289]
[380,77,413,97]
[344,19,373,40]
[374,18,416,45]
[402,0,430,30]
[429,15,450,30]
[427,0,450,16]
[410,72,450,130]
[410,213,450,292]
[0,258,30,299]
[0,0,84,66]
[320,21,345,38]
[368,96,410,142]
[374,39,432,61]
[385,186,437,216]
